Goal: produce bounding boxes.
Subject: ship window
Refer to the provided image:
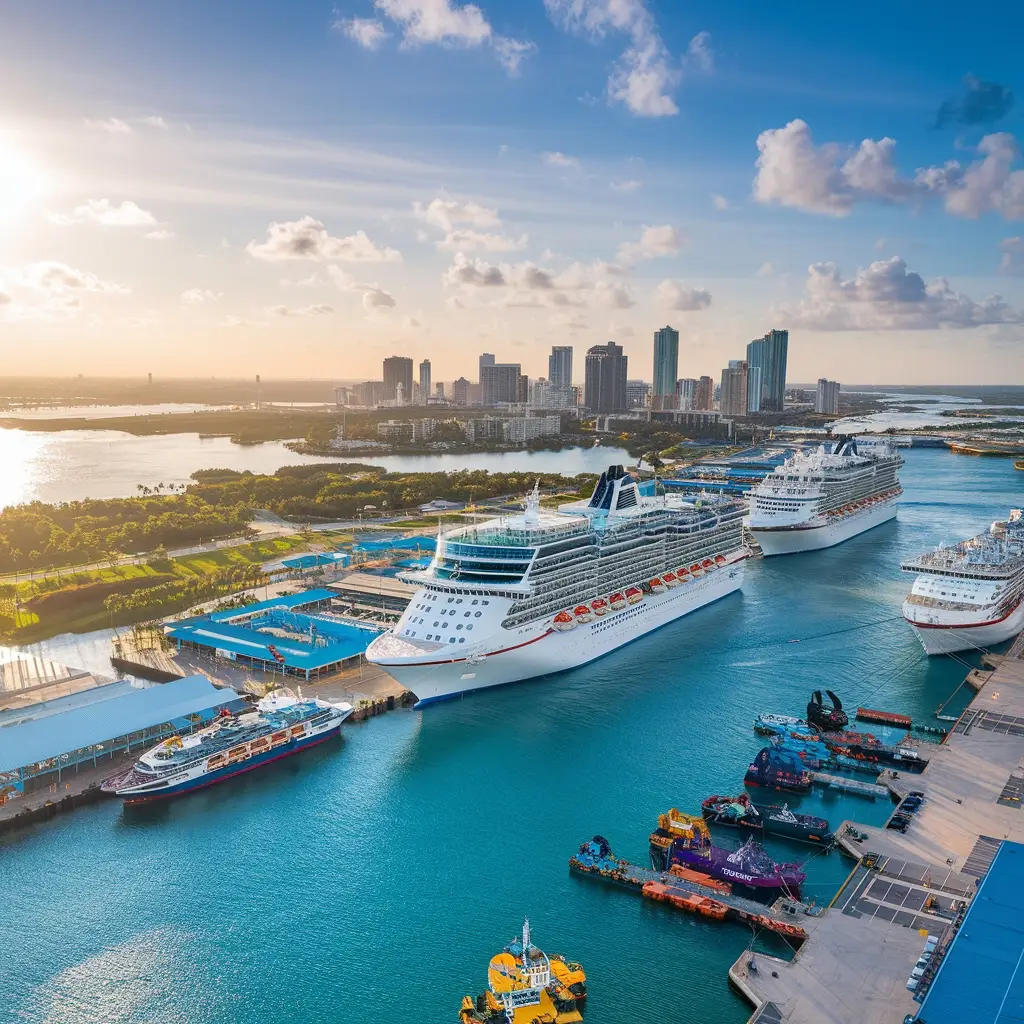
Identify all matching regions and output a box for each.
[448,597,454,604]
[459,638,465,643]
[449,637,456,643]
[433,621,439,627]
[467,625,473,630]
[482,600,489,605]
[464,611,471,617]
[472,599,478,605]
[457,624,463,630]
[475,611,482,617]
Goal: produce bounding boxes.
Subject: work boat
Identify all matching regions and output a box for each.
[901,509,1024,655]
[365,466,748,706]
[101,691,352,803]
[746,437,903,556]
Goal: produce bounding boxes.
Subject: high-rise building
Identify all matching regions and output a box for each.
[720,360,748,417]
[676,378,698,411]
[479,352,495,380]
[435,381,445,402]
[419,359,431,404]
[382,356,414,402]
[746,365,763,414]
[584,343,628,413]
[548,346,573,389]
[745,329,788,412]
[356,380,385,406]
[815,378,841,415]
[481,362,521,405]
[517,374,529,404]
[695,376,714,411]
[652,325,679,410]
[626,379,651,409]
[453,377,470,406]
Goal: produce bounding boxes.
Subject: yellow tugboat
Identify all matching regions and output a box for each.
[459,919,586,1024]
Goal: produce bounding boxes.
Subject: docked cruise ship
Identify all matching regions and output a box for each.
[365,466,748,706]
[746,438,903,556]
[901,510,1024,655]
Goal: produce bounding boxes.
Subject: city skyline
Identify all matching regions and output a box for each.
[0,3,1021,382]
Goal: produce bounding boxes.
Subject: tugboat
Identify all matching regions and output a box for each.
[753,713,804,736]
[744,747,812,793]
[702,794,833,846]
[807,690,849,731]
[649,810,805,896]
[458,919,586,1024]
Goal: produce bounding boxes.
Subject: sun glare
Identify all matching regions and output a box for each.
[0,137,45,218]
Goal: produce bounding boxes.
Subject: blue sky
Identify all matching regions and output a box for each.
[0,0,1022,383]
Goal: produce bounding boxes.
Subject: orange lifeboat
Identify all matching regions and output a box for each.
[690,563,703,576]
[553,610,576,631]
[663,572,679,588]
[591,598,608,616]
[676,568,691,581]
[574,604,593,623]
[649,577,665,593]
[702,558,714,569]
[609,592,626,610]
[714,555,726,565]
[625,587,643,605]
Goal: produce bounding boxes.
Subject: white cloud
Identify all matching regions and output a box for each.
[145,228,175,241]
[139,115,168,130]
[0,261,129,319]
[267,303,335,316]
[617,224,682,263]
[347,0,535,75]
[221,315,256,328]
[50,198,159,228]
[610,179,641,192]
[84,117,131,134]
[181,288,221,304]
[686,31,713,73]
[325,265,398,313]
[545,0,679,118]
[246,217,402,262]
[437,228,527,251]
[656,280,712,310]
[413,197,500,231]
[783,256,1024,330]
[711,193,729,211]
[999,237,1023,272]
[756,261,774,277]
[916,133,1024,220]
[336,17,390,49]
[550,311,588,331]
[543,151,580,170]
[443,253,508,287]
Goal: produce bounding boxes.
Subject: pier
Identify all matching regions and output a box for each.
[808,772,888,799]
[731,649,1024,1023]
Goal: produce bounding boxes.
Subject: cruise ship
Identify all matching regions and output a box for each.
[901,510,1024,655]
[365,466,748,706]
[746,437,903,556]
[101,691,353,803]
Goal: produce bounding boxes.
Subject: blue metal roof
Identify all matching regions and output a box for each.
[915,840,1024,1024]
[0,676,241,772]
[206,588,337,623]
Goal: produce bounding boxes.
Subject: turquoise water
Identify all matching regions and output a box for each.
[3,448,1020,1024]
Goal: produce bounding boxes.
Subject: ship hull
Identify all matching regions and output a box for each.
[111,722,343,804]
[656,844,803,893]
[374,560,745,706]
[750,499,897,557]
[904,599,1024,655]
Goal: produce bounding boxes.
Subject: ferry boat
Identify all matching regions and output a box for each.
[101,691,353,803]
[458,919,586,1024]
[746,437,903,556]
[366,466,748,706]
[901,509,1024,655]
[649,810,805,896]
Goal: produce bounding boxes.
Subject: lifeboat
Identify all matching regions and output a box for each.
[625,587,643,605]
[609,592,626,610]
[574,604,593,623]
[676,568,691,581]
[553,610,576,631]
[702,558,715,570]
[591,598,608,616]
[649,577,665,593]
[714,555,727,565]
[690,563,704,576]
[663,572,679,588]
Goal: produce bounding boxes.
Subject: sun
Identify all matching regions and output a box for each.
[0,137,44,219]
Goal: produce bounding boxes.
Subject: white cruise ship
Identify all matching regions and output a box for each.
[901,510,1024,655]
[365,465,748,706]
[746,438,903,556]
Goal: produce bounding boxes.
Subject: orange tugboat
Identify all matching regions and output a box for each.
[459,919,587,1024]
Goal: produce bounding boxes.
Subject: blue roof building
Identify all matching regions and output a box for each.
[0,676,245,800]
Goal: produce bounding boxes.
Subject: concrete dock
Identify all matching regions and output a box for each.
[732,652,1024,1023]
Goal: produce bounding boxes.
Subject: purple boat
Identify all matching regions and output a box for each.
[649,809,805,896]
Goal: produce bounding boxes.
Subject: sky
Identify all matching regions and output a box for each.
[0,1,1023,385]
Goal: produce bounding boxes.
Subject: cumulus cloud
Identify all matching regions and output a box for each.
[413,197,500,231]
[543,151,580,170]
[999,237,1024,273]
[915,133,1024,220]
[337,17,390,49]
[145,228,175,241]
[325,265,397,313]
[361,286,397,310]
[181,288,221,304]
[0,261,129,319]
[341,0,535,75]
[783,256,1024,330]
[49,198,159,228]
[686,31,713,73]
[84,117,131,134]
[711,193,729,211]
[443,253,508,287]
[247,217,402,262]
[656,280,712,310]
[545,0,685,117]
[617,224,682,263]
[934,75,1014,129]
[437,228,527,252]
[610,179,641,192]
[267,303,335,316]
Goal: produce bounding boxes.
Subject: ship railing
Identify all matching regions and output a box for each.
[904,595,985,611]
